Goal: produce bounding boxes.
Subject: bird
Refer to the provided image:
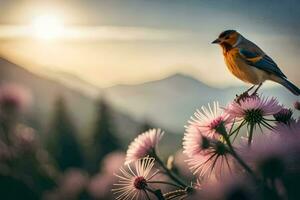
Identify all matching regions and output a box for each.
[212,30,300,100]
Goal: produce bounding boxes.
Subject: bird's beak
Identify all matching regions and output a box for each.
[211,38,221,44]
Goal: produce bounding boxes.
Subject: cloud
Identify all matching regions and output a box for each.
[0,25,191,41]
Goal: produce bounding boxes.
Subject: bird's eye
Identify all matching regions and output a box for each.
[225,36,230,40]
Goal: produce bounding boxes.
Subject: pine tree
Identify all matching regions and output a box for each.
[91,98,120,172]
[46,97,83,171]
[139,119,153,134]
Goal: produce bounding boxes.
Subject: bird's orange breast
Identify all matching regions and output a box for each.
[224,48,267,84]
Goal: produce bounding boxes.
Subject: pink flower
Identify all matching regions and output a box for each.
[273,107,293,124]
[185,141,234,179]
[88,173,115,199]
[273,119,300,135]
[59,169,89,199]
[225,95,281,124]
[13,124,38,152]
[102,151,125,174]
[238,133,300,179]
[113,157,159,200]
[125,129,164,164]
[183,102,230,157]
[187,102,231,139]
[197,176,257,200]
[183,126,211,158]
[0,83,32,113]
[193,178,202,190]
[183,103,235,179]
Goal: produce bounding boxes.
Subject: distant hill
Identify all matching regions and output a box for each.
[1,57,297,147]
[0,57,141,144]
[104,73,298,133]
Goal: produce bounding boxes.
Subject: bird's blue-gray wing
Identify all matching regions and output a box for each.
[239,49,287,78]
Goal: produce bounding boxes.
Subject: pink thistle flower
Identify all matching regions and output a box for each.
[185,144,234,179]
[198,176,257,200]
[187,102,231,139]
[183,102,228,157]
[183,126,211,158]
[0,83,32,114]
[125,129,164,164]
[273,119,300,135]
[238,134,298,179]
[273,107,293,124]
[113,157,159,200]
[225,95,281,124]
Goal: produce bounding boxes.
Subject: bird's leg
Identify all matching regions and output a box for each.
[235,85,255,103]
[251,83,263,96]
[245,85,256,94]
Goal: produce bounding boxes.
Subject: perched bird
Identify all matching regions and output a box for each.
[212,30,300,98]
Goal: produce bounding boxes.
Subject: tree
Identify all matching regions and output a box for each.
[46,97,83,171]
[138,119,153,134]
[90,98,120,172]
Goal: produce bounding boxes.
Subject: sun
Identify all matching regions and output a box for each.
[31,14,64,40]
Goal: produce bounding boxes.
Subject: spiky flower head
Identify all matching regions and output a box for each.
[187,102,231,139]
[273,107,293,124]
[183,126,233,179]
[225,95,281,132]
[125,129,164,165]
[113,157,159,200]
[273,119,300,135]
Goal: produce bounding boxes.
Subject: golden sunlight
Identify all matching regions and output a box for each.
[31,14,64,40]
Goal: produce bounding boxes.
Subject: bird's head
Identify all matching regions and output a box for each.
[212,30,242,49]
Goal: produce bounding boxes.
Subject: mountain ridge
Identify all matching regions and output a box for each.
[1,57,298,134]
[0,57,142,143]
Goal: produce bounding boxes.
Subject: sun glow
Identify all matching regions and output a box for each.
[31,14,64,40]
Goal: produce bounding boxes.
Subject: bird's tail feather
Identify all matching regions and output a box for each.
[278,78,300,96]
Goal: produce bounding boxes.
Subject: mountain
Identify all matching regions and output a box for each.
[104,73,298,133]
[1,56,297,142]
[0,57,141,144]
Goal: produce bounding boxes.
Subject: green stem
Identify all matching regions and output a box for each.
[154,154,188,188]
[229,120,246,136]
[248,123,254,146]
[224,135,254,176]
[154,189,165,200]
[145,187,165,200]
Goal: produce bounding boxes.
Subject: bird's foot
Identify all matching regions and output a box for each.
[235,91,250,104]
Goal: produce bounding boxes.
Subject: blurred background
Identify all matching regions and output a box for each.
[0,0,299,199]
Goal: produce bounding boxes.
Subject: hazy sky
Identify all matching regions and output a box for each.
[0,0,299,87]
